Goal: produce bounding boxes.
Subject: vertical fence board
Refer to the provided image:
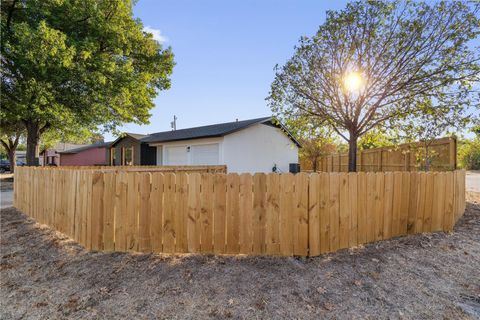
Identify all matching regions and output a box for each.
[294,173,309,256]
[239,173,253,254]
[200,173,214,253]
[163,173,176,253]
[103,172,116,251]
[356,172,367,245]
[138,172,152,252]
[279,173,294,256]
[213,174,227,254]
[366,173,376,243]
[150,173,164,252]
[252,173,266,255]
[374,173,385,241]
[432,173,446,232]
[266,174,280,255]
[392,172,403,237]
[399,172,410,235]
[226,173,240,254]
[423,173,434,232]
[175,172,188,253]
[348,173,358,247]
[407,173,417,234]
[114,172,128,251]
[308,173,320,256]
[383,172,394,239]
[319,173,330,254]
[91,172,104,250]
[188,173,201,253]
[415,173,426,233]
[125,172,138,251]
[339,173,350,249]
[443,171,455,231]
[329,173,340,251]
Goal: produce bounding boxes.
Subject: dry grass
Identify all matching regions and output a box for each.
[1,195,479,319]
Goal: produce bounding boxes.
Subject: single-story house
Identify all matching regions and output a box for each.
[108,133,157,166]
[40,142,90,166]
[109,117,301,173]
[58,141,112,166]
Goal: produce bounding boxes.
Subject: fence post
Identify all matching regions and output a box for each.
[449,137,457,170]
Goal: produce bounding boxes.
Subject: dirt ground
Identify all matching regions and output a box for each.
[1,195,479,319]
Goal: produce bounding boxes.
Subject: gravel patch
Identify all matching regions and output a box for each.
[1,195,479,319]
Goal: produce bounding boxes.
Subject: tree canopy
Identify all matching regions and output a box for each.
[1,0,175,164]
[268,0,480,171]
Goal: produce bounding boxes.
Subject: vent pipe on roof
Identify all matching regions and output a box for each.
[170,115,177,131]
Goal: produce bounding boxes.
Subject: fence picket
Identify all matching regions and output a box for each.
[294,173,309,256]
[163,173,176,253]
[13,167,467,258]
[150,173,164,252]
[200,173,214,253]
[226,173,240,254]
[252,173,267,255]
[239,173,253,254]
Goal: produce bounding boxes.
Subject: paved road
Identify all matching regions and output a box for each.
[466,171,480,193]
[1,189,13,209]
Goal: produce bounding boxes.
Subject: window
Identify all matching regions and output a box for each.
[110,148,116,166]
[122,147,134,166]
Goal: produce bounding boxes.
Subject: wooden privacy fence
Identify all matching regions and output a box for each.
[14,167,466,257]
[49,165,227,174]
[304,137,456,172]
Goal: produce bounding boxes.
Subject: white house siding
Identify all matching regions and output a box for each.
[149,124,298,173]
[151,137,224,166]
[222,123,298,173]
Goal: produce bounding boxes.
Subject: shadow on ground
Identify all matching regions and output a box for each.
[1,196,479,319]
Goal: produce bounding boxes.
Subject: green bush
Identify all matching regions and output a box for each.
[458,138,480,170]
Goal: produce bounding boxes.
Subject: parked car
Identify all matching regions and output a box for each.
[16,160,26,167]
[0,159,10,173]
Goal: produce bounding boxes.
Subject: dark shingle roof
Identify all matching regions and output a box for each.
[141,117,274,144]
[125,133,146,140]
[58,141,112,154]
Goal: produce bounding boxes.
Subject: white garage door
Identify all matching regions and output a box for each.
[191,143,219,165]
[165,146,188,165]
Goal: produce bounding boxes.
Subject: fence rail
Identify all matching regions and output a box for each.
[302,137,456,172]
[41,165,227,173]
[14,167,466,257]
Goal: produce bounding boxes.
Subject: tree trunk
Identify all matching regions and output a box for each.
[424,142,430,172]
[348,132,358,172]
[26,122,41,166]
[312,156,318,172]
[7,149,16,173]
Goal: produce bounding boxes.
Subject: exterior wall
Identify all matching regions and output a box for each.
[222,123,298,173]
[148,124,298,173]
[140,144,157,165]
[150,137,224,166]
[59,147,108,166]
[111,136,141,165]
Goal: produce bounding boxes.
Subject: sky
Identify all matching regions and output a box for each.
[104,0,350,140]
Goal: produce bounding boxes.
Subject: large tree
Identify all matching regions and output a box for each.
[0,119,24,173]
[1,0,174,165]
[268,1,480,171]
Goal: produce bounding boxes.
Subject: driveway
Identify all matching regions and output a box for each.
[466,171,480,193]
[1,174,13,209]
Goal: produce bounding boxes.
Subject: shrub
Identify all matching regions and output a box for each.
[458,138,480,170]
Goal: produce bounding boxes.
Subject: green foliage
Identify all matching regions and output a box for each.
[458,138,480,170]
[1,0,175,162]
[358,129,395,150]
[279,115,338,170]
